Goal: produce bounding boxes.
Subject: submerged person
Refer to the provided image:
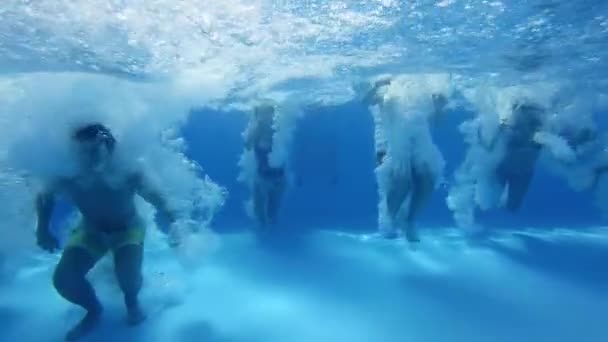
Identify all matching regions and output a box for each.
[483,101,545,212]
[35,123,177,341]
[554,126,608,192]
[366,77,448,242]
[244,104,286,227]
[590,159,608,191]
[538,119,600,186]
[447,92,553,228]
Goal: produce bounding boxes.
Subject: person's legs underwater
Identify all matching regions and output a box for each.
[113,244,145,325]
[505,168,535,212]
[385,169,413,239]
[53,244,104,341]
[496,154,515,210]
[405,164,436,242]
[253,179,269,227]
[266,175,286,225]
[498,147,540,212]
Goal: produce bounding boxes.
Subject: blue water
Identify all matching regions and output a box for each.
[1,1,608,342]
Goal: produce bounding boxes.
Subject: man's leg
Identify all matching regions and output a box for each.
[496,146,539,212]
[53,247,102,341]
[506,170,534,212]
[405,166,435,243]
[113,244,145,325]
[385,170,412,238]
[267,178,285,225]
[503,148,539,212]
[253,180,268,226]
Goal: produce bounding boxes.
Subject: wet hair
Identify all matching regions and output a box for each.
[72,123,116,152]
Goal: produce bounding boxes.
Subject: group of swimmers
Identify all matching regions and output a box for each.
[365,76,607,241]
[245,75,607,243]
[30,75,606,340]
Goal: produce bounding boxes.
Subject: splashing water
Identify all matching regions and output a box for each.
[1,1,608,342]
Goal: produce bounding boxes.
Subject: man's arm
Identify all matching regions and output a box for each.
[36,189,59,252]
[36,192,54,230]
[362,89,380,106]
[133,172,177,224]
[134,172,184,248]
[362,78,392,107]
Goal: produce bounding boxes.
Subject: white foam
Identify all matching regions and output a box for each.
[371,73,453,233]
[448,82,561,228]
[536,91,606,195]
[0,0,410,107]
[0,72,226,265]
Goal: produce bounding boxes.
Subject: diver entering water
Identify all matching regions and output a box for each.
[382,157,437,242]
[366,77,448,242]
[35,123,177,341]
[489,102,545,212]
[245,104,286,227]
[573,131,608,192]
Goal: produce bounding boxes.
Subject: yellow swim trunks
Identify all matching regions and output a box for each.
[66,223,145,259]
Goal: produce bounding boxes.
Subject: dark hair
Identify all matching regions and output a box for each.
[73,123,116,151]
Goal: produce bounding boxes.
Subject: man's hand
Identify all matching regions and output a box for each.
[35,190,57,252]
[36,228,59,253]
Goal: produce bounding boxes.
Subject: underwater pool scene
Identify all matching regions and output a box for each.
[0,1,607,341]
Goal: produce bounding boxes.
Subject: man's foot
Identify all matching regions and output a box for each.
[405,229,420,243]
[127,305,147,326]
[65,307,102,341]
[381,230,399,240]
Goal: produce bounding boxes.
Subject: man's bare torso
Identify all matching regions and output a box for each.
[55,168,142,232]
